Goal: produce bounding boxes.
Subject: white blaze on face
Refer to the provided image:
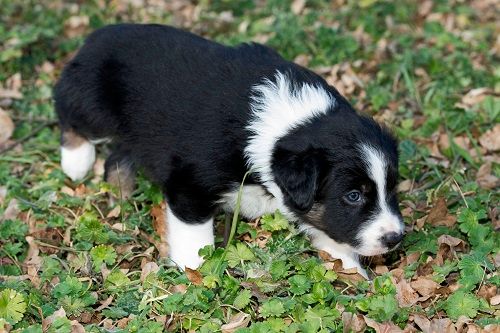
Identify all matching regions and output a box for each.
[356,144,403,256]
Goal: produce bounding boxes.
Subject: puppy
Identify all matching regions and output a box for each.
[54,24,404,277]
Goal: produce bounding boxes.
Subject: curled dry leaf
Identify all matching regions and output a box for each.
[291,0,306,15]
[107,205,121,218]
[342,312,366,333]
[1,198,19,221]
[363,316,404,333]
[395,278,421,307]
[437,234,464,248]
[429,318,455,333]
[0,108,14,144]
[221,312,251,333]
[476,162,499,190]
[42,307,66,331]
[0,73,22,100]
[95,296,114,311]
[479,124,500,152]
[410,277,440,297]
[64,15,89,38]
[413,314,431,333]
[140,262,160,282]
[151,201,169,257]
[490,294,500,306]
[185,267,203,286]
[70,320,85,333]
[426,197,457,227]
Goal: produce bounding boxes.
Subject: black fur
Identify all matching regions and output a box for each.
[54,24,401,251]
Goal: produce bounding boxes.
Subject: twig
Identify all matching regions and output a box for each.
[0,120,58,155]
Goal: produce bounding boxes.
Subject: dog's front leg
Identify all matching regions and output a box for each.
[166,206,214,270]
[308,228,368,279]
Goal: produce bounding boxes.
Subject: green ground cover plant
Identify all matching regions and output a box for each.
[0,0,498,332]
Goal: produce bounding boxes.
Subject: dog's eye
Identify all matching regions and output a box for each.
[345,190,361,203]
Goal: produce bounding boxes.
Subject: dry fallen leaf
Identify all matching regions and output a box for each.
[410,277,440,297]
[95,296,114,311]
[1,198,19,221]
[42,307,66,331]
[64,15,89,38]
[221,312,251,333]
[70,320,85,333]
[429,318,455,333]
[185,267,203,286]
[150,201,169,257]
[426,197,457,227]
[342,312,366,333]
[476,162,499,190]
[107,205,121,218]
[363,316,404,333]
[479,124,500,152]
[0,108,14,144]
[291,0,306,15]
[141,261,160,282]
[395,278,421,307]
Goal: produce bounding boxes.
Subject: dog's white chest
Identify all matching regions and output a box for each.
[220,185,279,219]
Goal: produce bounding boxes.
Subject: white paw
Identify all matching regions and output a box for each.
[166,208,214,270]
[61,141,95,181]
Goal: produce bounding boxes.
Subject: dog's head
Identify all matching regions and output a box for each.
[246,72,404,257]
[271,110,404,256]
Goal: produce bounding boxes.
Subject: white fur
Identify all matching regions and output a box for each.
[303,225,368,278]
[244,71,335,220]
[220,185,279,219]
[356,144,404,256]
[166,207,214,270]
[61,141,96,181]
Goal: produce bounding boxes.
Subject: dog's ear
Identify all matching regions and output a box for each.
[271,147,320,213]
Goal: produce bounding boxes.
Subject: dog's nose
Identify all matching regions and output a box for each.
[382,232,404,249]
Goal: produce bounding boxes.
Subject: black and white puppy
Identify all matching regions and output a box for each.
[54,24,404,277]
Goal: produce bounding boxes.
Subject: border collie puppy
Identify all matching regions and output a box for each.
[54,24,404,277]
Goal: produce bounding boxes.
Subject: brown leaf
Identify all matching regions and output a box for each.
[0,108,14,144]
[490,294,500,306]
[291,0,306,15]
[342,312,366,333]
[426,197,457,227]
[1,198,19,221]
[410,277,440,297]
[398,179,412,193]
[185,267,203,285]
[141,262,160,282]
[42,307,66,331]
[477,284,497,302]
[107,205,121,218]
[64,16,89,38]
[437,234,464,248]
[460,87,492,107]
[95,295,114,311]
[413,314,431,333]
[0,73,22,100]
[429,318,456,333]
[150,201,169,257]
[395,278,420,307]
[70,320,85,333]
[255,231,271,248]
[479,124,500,152]
[363,316,403,333]
[476,162,499,190]
[221,312,251,333]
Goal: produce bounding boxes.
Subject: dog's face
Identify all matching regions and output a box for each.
[271,111,404,256]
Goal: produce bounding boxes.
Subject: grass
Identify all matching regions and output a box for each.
[0,0,499,332]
